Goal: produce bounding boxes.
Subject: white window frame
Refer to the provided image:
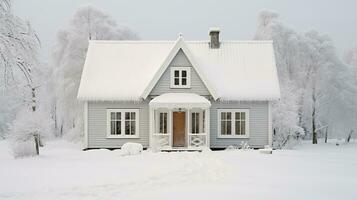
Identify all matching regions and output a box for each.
[217,109,249,138]
[170,67,191,88]
[106,109,140,138]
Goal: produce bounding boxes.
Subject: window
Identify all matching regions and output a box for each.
[159,112,168,134]
[191,112,200,134]
[107,109,139,138]
[218,109,249,138]
[170,67,191,88]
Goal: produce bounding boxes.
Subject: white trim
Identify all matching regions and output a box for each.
[149,107,154,147]
[140,36,218,100]
[268,101,273,147]
[106,109,140,139]
[186,109,190,147]
[217,109,250,138]
[206,108,210,147]
[169,110,173,147]
[170,67,191,88]
[83,101,88,149]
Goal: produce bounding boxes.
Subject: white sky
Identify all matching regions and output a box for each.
[13,0,357,62]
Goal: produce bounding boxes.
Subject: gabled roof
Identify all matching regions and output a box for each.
[77,36,280,101]
[141,36,218,100]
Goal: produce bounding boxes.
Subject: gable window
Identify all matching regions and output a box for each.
[170,67,191,88]
[107,109,139,138]
[218,109,249,138]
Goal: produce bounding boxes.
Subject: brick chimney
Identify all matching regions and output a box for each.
[209,27,220,49]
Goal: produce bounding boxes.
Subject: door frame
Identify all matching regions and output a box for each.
[172,110,187,147]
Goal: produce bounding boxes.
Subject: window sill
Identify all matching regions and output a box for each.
[107,135,140,139]
[170,86,191,89]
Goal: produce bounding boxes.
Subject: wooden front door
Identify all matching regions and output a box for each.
[173,112,186,147]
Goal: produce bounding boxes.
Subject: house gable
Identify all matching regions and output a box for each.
[149,49,211,96]
[141,36,218,100]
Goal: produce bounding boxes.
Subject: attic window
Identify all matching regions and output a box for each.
[170,67,191,88]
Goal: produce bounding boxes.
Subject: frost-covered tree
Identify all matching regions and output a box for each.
[8,107,53,157]
[255,10,304,147]
[0,0,54,157]
[53,5,138,140]
[254,9,357,146]
[0,0,43,140]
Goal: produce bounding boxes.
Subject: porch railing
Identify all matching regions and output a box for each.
[152,134,170,148]
[188,133,207,147]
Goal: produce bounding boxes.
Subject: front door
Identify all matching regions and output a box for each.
[173,112,186,147]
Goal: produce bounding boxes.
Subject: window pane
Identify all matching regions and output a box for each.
[203,111,205,133]
[174,70,180,77]
[174,78,180,85]
[116,121,121,135]
[221,121,226,135]
[111,121,116,135]
[182,70,187,77]
[125,121,130,135]
[241,112,245,120]
[227,112,232,120]
[236,112,240,120]
[116,112,121,120]
[196,113,199,133]
[163,113,167,133]
[236,120,241,135]
[159,113,163,133]
[221,112,226,120]
[159,113,167,134]
[227,121,231,135]
[111,113,116,120]
[241,121,245,135]
[125,112,130,120]
[191,113,195,133]
[182,78,187,85]
[159,113,164,134]
[131,121,136,135]
[131,112,136,120]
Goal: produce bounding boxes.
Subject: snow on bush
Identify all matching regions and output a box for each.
[7,107,53,158]
[10,140,37,158]
[121,142,143,156]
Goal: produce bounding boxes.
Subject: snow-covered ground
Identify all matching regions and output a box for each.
[0,140,356,200]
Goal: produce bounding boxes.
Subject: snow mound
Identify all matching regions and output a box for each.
[121,142,143,155]
[11,140,37,158]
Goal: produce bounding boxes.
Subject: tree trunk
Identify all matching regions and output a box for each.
[34,133,39,155]
[347,130,353,143]
[312,86,318,144]
[324,127,328,143]
[31,87,43,151]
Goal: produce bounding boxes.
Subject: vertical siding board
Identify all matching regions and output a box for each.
[150,49,210,96]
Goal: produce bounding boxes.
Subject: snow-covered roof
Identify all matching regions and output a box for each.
[149,93,211,108]
[78,36,280,101]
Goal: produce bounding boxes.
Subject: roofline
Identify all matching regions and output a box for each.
[88,40,273,44]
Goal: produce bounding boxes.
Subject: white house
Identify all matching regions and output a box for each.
[77,28,280,150]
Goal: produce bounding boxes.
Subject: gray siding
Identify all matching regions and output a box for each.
[150,49,211,96]
[210,101,269,148]
[87,101,150,148]
[87,100,269,149]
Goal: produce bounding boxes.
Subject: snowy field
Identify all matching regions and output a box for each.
[0,140,356,200]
